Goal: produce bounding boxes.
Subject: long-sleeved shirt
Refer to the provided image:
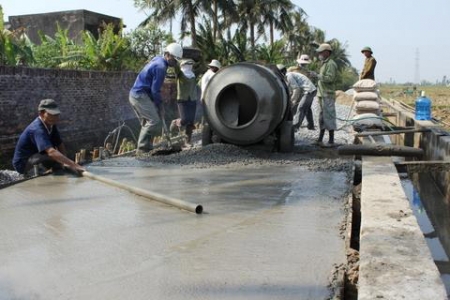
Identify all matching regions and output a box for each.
[200,69,216,99]
[360,56,377,80]
[175,65,198,101]
[317,57,338,97]
[286,72,316,94]
[130,56,168,107]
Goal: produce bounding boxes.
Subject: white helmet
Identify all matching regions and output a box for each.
[164,43,183,60]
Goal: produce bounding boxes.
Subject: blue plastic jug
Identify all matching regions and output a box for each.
[415,91,432,120]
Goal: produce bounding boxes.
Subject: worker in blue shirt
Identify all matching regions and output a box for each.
[12,99,85,177]
[129,43,183,154]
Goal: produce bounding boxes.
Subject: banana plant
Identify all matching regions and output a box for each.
[0,5,34,66]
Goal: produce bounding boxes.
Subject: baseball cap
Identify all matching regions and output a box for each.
[38,99,61,115]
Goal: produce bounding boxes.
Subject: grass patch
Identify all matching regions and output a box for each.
[380,85,450,130]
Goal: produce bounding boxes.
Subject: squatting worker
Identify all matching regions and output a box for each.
[12,99,85,176]
[129,43,183,154]
[314,43,338,147]
[277,64,317,131]
[360,46,376,80]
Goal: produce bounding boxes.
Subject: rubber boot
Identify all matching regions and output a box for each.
[313,130,325,146]
[318,129,325,142]
[328,130,335,144]
[185,125,194,144]
[136,130,153,154]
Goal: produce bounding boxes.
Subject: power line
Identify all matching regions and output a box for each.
[414,48,420,84]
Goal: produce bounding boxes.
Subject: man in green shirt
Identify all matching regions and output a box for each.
[314,43,338,147]
[360,46,377,80]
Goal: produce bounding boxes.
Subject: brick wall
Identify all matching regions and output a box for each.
[0,66,177,168]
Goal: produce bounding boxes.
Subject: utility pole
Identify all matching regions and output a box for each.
[414,48,420,85]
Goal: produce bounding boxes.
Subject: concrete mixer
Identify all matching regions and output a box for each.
[202,62,294,152]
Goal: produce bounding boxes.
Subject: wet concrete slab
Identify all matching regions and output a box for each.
[0,164,349,300]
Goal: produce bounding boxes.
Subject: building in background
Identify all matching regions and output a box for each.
[8,10,123,44]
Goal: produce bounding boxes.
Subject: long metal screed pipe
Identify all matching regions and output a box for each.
[82,171,203,214]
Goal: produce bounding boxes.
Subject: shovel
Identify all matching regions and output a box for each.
[151,107,183,155]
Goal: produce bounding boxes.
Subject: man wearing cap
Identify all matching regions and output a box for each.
[129,43,183,153]
[12,99,85,176]
[314,43,338,147]
[360,46,376,80]
[170,58,199,146]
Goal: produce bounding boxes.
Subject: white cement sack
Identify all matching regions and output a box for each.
[356,100,380,110]
[356,108,380,115]
[351,113,384,128]
[353,91,380,102]
[353,79,378,92]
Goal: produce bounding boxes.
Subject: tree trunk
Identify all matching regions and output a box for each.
[187,1,197,47]
[269,20,274,46]
[213,0,218,41]
[250,22,256,60]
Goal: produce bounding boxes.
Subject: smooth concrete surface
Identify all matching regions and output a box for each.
[359,156,447,299]
[0,164,348,300]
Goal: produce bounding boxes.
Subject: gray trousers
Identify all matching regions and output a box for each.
[293,90,316,129]
[129,93,161,151]
[318,96,337,130]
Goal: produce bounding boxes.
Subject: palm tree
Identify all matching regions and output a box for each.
[255,40,286,63]
[200,0,237,42]
[236,0,266,60]
[258,0,294,46]
[328,38,351,71]
[135,0,202,47]
[283,8,315,59]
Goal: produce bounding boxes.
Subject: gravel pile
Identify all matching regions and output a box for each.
[295,102,355,145]
[0,170,23,188]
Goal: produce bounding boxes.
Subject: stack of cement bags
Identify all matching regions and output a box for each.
[351,79,384,130]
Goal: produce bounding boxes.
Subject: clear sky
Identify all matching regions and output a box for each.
[1,0,449,84]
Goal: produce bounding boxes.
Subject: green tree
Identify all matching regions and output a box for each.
[127,22,173,68]
[201,0,237,42]
[80,23,132,71]
[236,0,265,60]
[32,24,82,69]
[255,40,285,63]
[258,0,294,46]
[0,5,34,66]
[328,38,351,71]
[135,0,201,47]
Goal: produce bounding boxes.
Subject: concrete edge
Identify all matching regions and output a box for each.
[358,156,447,299]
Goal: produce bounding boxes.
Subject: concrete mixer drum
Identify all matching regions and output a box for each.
[202,62,294,152]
